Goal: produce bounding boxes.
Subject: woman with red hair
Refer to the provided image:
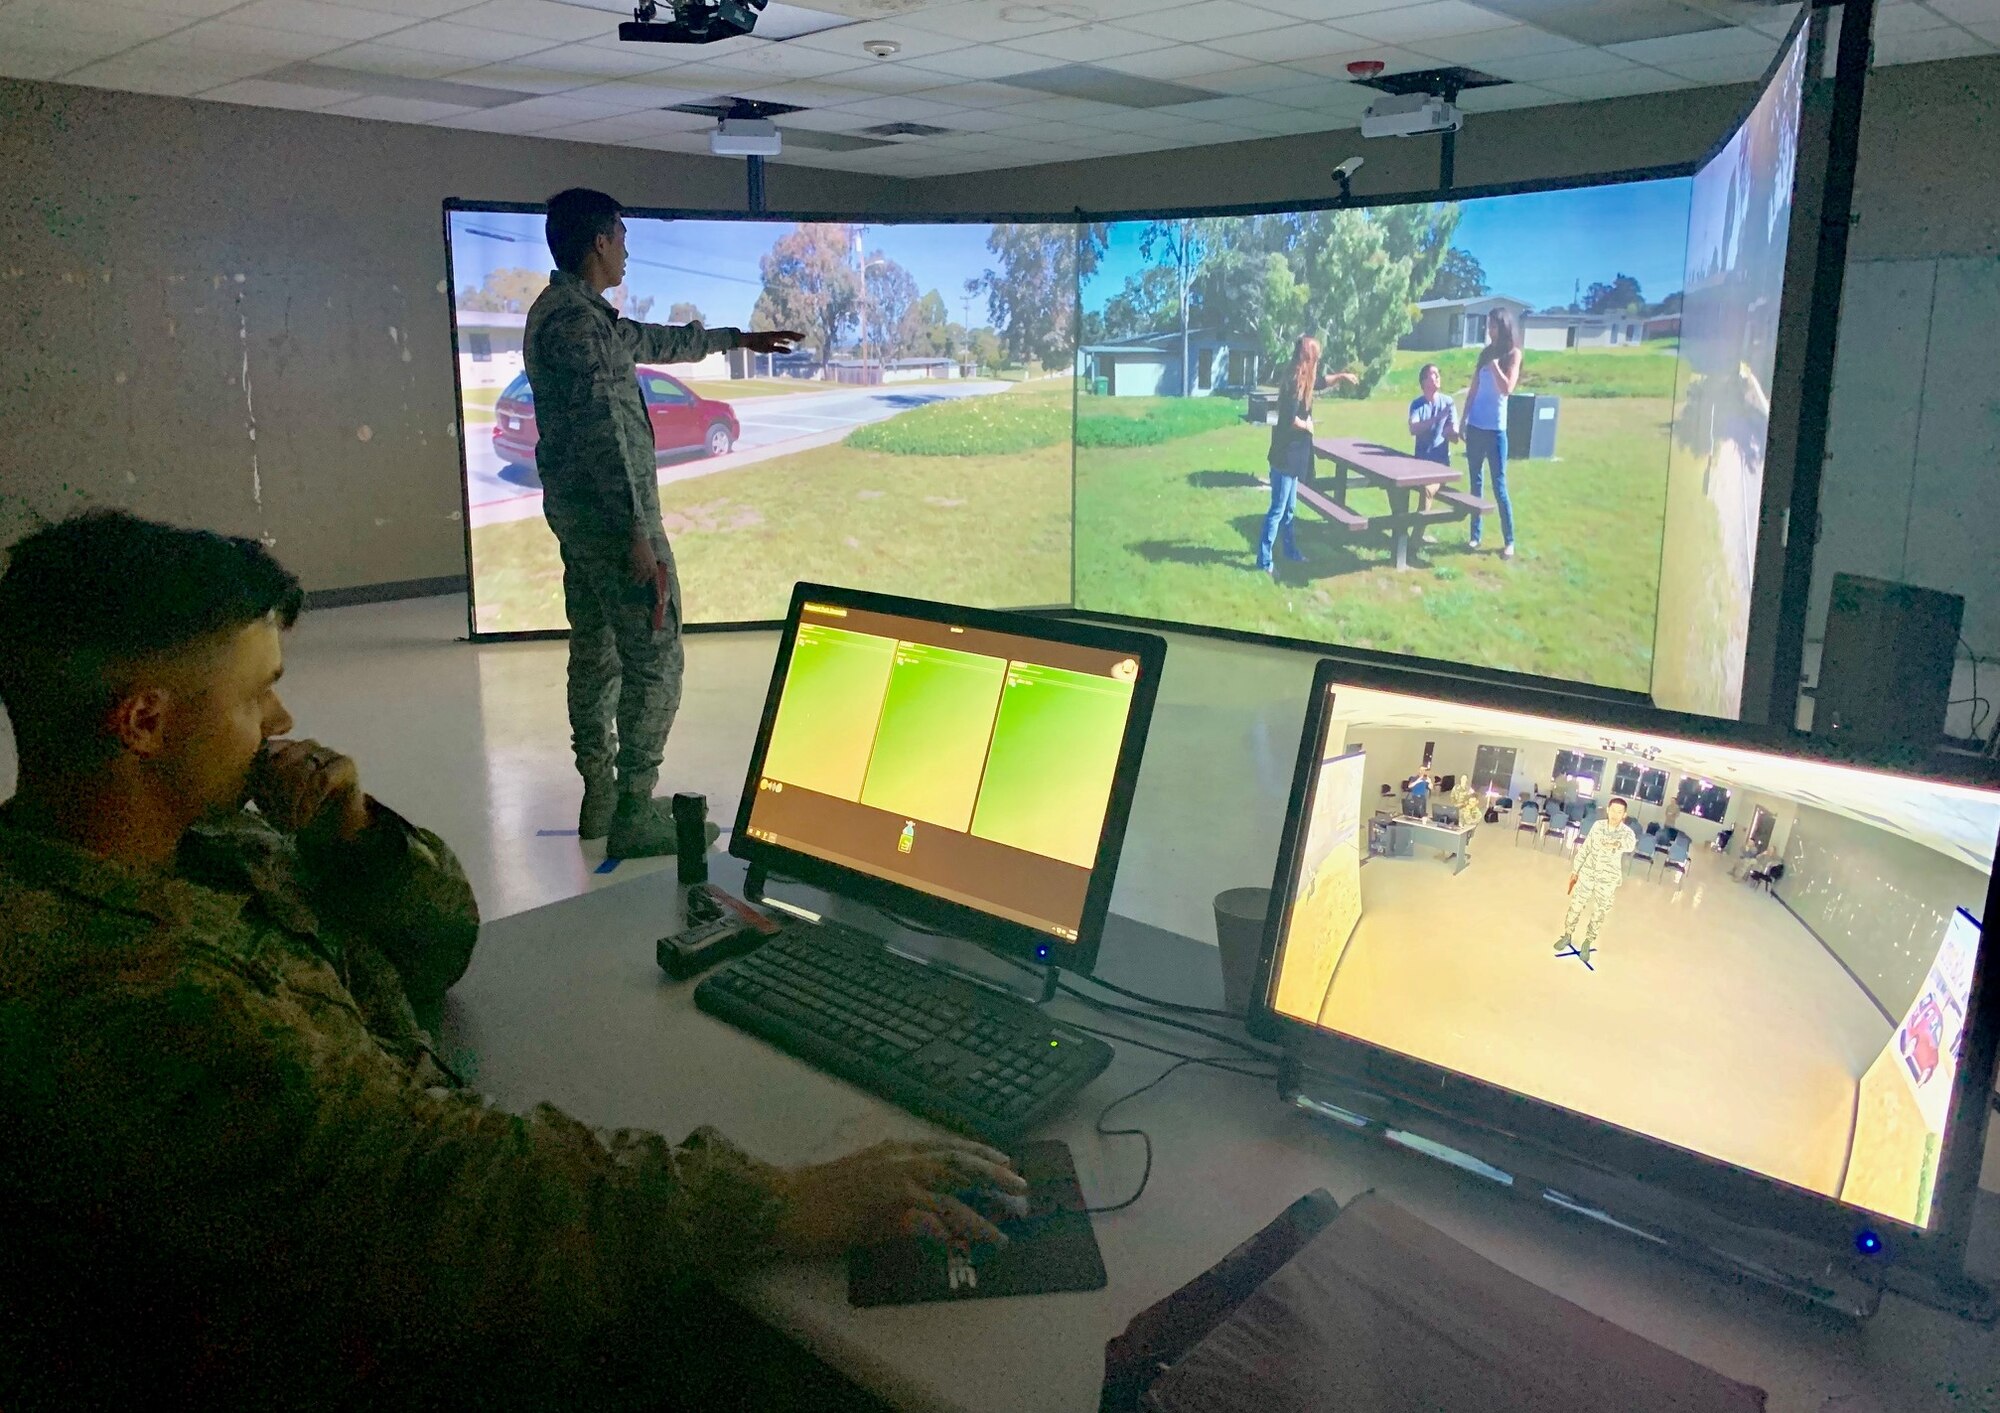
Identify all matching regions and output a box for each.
[1257,335,1356,574]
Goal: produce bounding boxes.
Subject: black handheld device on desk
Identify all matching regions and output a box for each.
[694,582,1166,1141]
[657,884,780,980]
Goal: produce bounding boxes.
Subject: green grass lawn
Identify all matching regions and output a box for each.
[470,437,1071,632]
[1075,393,1670,690]
[458,385,501,425]
[680,378,834,399]
[1376,347,1678,400]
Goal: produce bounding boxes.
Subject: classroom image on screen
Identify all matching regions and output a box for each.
[454,213,1077,632]
[1265,684,1999,1227]
[1071,178,1692,694]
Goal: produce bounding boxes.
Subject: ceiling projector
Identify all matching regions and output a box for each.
[621,0,768,44]
[711,116,782,157]
[1359,91,1464,139]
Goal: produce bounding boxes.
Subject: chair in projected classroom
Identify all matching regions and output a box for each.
[1628,832,1658,876]
[1661,835,1693,888]
[1540,805,1571,851]
[1513,800,1540,846]
[1748,860,1785,895]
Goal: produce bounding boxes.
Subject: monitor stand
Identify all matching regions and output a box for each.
[742,863,1061,1007]
[1282,1058,1996,1323]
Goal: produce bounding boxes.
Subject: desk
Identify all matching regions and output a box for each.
[1310,436,1494,570]
[1387,816,1476,874]
[444,855,2000,1413]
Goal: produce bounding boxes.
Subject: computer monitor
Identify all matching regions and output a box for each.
[1438,774,1457,792]
[1250,659,2000,1292]
[733,583,1165,973]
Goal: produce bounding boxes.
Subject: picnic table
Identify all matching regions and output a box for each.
[1304,437,1495,571]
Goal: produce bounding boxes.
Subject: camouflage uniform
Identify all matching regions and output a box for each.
[524,271,743,801]
[0,800,788,1407]
[1562,817,1638,959]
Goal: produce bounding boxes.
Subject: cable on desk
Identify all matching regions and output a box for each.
[1058,982,1279,1065]
[1069,971,1236,1019]
[1083,1056,1270,1215]
[1061,1017,1274,1079]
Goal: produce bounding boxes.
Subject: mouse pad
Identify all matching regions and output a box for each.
[847,1140,1107,1307]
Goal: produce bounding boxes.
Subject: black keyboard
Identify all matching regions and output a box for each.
[694,919,1114,1142]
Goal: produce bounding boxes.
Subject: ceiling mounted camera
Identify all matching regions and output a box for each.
[621,0,770,45]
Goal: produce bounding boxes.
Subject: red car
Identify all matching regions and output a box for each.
[491,368,739,475]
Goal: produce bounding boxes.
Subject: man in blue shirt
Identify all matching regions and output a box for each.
[1408,362,1457,465]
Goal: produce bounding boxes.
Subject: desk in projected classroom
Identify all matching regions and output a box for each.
[441,855,1997,1413]
[1381,815,1477,873]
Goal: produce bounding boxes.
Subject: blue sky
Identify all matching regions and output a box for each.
[449,210,1002,326]
[1083,176,1693,317]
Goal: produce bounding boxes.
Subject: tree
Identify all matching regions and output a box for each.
[1647,289,1683,316]
[860,252,919,362]
[1424,246,1488,301]
[1097,264,1181,342]
[608,287,652,320]
[669,300,706,324]
[907,290,954,357]
[456,267,547,313]
[967,326,1003,372]
[969,222,1098,369]
[1582,273,1646,315]
[752,223,859,362]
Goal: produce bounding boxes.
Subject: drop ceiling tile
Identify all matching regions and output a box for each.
[1536,65,1693,98]
[65,48,286,93]
[0,0,191,43]
[1452,79,1563,109]
[1182,61,1327,93]
[314,41,470,77]
[1247,0,1421,18]
[987,92,1147,123]
[911,103,1034,130]
[203,75,367,106]
[175,20,358,58]
[1224,101,1353,132]
[221,0,420,40]
[1338,1,1514,45]
[546,107,711,140]
[1410,23,1579,64]
[1972,20,2000,45]
[323,92,480,118]
[324,0,485,19]
[684,38,870,80]
[726,77,875,105]
[1106,1,1297,43]
[1927,0,2000,23]
[447,0,617,40]
[1660,51,1776,82]
[901,42,1053,79]
[1480,45,1636,81]
[1606,26,1774,66]
[558,75,712,106]
[998,24,1176,62]
[1874,24,1993,60]
[374,20,556,59]
[0,35,120,78]
[446,56,603,92]
[906,77,1043,107]
[122,0,259,19]
[769,105,881,131]
[1092,43,1247,78]
[1871,3,1956,33]
[781,21,973,61]
[893,0,1082,43]
[1201,21,1370,62]
[624,129,714,153]
[813,59,980,93]
[1283,43,1434,77]
[1160,92,1298,123]
[516,40,676,76]
[827,92,967,121]
[1256,75,1378,112]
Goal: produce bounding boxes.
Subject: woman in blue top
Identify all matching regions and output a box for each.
[1257,335,1356,574]
[1460,311,1523,558]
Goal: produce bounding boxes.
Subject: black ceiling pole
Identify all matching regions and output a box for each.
[746,153,766,215]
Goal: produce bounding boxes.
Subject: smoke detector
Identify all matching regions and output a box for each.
[862,38,900,57]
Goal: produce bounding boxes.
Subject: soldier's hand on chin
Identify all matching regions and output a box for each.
[253,739,373,843]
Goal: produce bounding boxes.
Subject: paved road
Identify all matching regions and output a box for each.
[464,378,1016,527]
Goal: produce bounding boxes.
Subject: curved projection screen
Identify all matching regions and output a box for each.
[452,213,1076,633]
[1073,179,1692,693]
[1651,26,1809,717]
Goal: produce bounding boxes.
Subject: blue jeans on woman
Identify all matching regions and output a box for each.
[1258,443,1311,570]
[1463,425,1514,548]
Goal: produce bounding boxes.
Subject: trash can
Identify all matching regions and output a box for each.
[1092,376,1110,396]
[1211,887,1270,1017]
[1506,393,1560,459]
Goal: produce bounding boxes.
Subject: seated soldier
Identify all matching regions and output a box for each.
[0,512,1020,1409]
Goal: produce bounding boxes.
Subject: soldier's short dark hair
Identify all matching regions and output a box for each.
[0,510,303,761]
[1608,796,1629,810]
[546,188,622,275]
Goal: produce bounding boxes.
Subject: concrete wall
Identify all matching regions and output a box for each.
[0,79,897,594]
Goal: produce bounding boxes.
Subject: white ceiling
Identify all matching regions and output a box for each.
[2,0,1996,175]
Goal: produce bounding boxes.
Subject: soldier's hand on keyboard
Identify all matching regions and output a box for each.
[771,1138,1027,1256]
[252,738,371,842]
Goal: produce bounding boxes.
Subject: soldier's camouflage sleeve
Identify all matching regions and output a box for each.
[618,317,740,367]
[297,801,479,1020]
[27,949,790,1378]
[540,304,653,540]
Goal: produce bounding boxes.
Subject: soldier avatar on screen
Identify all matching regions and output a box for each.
[525,188,802,858]
[1556,795,1638,965]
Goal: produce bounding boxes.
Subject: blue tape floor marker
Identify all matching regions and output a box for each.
[594,858,622,875]
[537,828,580,837]
[1554,944,1595,971]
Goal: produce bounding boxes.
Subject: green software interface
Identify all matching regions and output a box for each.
[759,618,1137,873]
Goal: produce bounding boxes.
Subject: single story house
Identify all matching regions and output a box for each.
[1400,296,1532,351]
[824,356,960,385]
[454,311,526,392]
[1079,329,1250,397]
[1520,311,1662,349]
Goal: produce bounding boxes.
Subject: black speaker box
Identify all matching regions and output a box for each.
[1815,573,1962,749]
